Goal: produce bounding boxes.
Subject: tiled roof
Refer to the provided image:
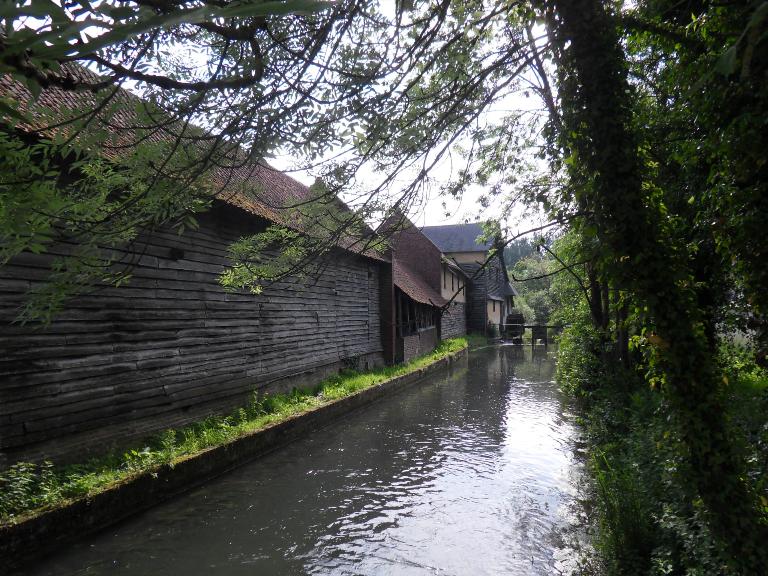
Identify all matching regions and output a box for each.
[393,260,446,307]
[442,256,469,278]
[0,67,386,261]
[421,223,493,253]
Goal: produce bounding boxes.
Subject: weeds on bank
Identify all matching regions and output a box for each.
[0,338,467,524]
[465,333,490,349]
[559,323,768,575]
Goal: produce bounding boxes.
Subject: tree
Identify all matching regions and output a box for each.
[541,0,768,570]
[1,0,554,320]
[509,249,556,324]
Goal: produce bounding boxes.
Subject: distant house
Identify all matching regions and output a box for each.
[422,223,517,334]
[382,215,447,363]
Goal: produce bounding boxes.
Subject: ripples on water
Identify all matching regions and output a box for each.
[26,345,584,576]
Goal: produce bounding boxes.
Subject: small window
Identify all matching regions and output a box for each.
[492,301,496,312]
[451,273,454,291]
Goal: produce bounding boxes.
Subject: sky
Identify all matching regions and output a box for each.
[269,92,549,237]
[30,0,551,238]
[266,13,552,238]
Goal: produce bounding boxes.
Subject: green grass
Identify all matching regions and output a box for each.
[0,337,467,525]
[465,332,490,349]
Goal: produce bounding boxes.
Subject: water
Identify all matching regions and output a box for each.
[27,345,584,575]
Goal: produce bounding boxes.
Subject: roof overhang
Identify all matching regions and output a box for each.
[441,256,469,278]
[394,260,446,307]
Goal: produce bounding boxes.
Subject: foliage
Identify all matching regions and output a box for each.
[2,0,768,569]
[555,321,602,399]
[220,225,307,294]
[503,235,552,268]
[557,318,768,575]
[464,332,491,350]
[509,253,555,324]
[538,0,768,570]
[0,112,211,322]
[0,337,467,524]
[0,0,554,317]
[219,182,382,293]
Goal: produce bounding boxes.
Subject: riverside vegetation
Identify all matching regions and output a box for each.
[534,230,768,575]
[0,337,467,525]
[559,322,768,575]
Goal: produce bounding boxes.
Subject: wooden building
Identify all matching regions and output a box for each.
[422,223,517,335]
[0,76,396,466]
[0,201,394,467]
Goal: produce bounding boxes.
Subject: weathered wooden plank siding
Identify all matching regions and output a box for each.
[0,203,386,465]
[485,256,506,300]
[441,302,466,339]
[456,262,487,333]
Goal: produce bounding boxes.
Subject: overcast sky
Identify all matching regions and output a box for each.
[268,15,552,238]
[269,93,548,236]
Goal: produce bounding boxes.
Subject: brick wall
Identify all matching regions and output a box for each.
[389,219,442,293]
[400,327,438,363]
[441,302,466,339]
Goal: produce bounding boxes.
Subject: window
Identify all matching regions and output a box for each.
[492,301,496,312]
[443,267,447,289]
[451,272,454,291]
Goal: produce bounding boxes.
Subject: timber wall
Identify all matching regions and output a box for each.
[441,302,466,339]
[455,254,508,334]
[457,262,488,333]
[485,256,507,301]
[0,203,386,466]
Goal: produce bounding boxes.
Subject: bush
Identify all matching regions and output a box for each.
[560,323,767,574]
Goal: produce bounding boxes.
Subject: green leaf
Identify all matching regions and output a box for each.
[0,99,30,123]
[747,1,768,30]
[213,0,334,19]
[22,76,42,100]
[103,6,136,20]
[715,46,739,76]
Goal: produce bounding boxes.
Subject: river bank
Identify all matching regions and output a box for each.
[1,339,468,570]
[557,323,768,575]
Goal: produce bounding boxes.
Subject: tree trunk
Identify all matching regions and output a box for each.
[586,262,604,330]
[614,290,630,369]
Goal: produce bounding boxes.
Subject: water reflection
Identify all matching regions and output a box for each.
[26,345,582,576]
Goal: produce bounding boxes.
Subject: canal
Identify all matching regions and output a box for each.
[27,345,583,575]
